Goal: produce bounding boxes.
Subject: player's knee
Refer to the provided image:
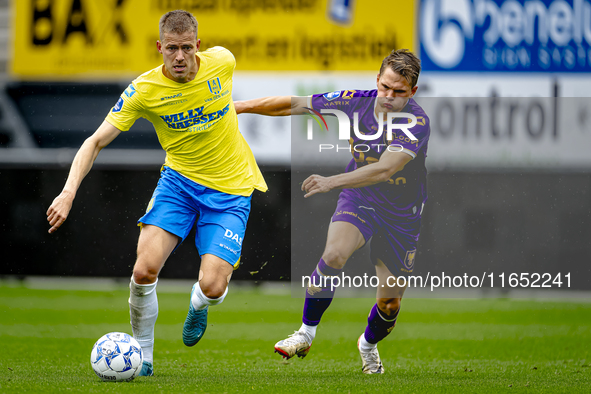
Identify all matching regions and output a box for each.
[132,256,160,284]
[132,265,158,284]
[200,278,227,299]
[377,297,401,317]
[321,249,348,269]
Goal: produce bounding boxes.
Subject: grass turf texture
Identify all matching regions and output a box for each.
[0,285,590,393]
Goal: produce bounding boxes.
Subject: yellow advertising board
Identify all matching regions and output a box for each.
[11,0,415,79]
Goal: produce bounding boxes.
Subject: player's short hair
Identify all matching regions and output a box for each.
[159,10,198,42]
[379,49,421,88]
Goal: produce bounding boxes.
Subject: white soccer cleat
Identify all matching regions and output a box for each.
[274,330,312,360]
[358,334,385,374]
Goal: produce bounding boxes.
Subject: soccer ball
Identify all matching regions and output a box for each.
[90,332,143,382]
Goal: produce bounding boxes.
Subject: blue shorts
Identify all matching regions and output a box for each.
[138,167,251,268]
[331,191,421,278]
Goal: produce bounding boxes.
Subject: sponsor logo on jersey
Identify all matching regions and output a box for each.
[161,93,182,101]
[207,77,222,95]
[335,210,367,224]
[204,89,230,103]
[224,228,243,246]
[323,91,341,101]
[112,97,124,113]
[219,243,239,255]
[159,103,230,130]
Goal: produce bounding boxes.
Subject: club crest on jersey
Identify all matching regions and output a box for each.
[207,77,222,95]
[323,91,341,101]
[224,229,243,246]
[403,249,416,271]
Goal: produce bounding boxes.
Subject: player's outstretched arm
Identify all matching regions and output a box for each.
[301,150,412,198]
[46,120,122,234]
[234,96,307,116]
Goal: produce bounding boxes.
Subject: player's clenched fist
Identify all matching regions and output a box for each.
[302,174,333,198]
[46,191,74,234]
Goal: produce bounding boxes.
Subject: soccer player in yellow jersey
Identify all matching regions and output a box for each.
[46,10,267,376]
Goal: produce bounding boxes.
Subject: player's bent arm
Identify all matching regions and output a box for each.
[302,150,412,198]
[234,96,307,116]
[46,120,122,233]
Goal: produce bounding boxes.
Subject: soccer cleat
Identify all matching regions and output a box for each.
[138,361,154,377]
[182,284,208,347]
[358,335,385,374]
[274,330,312,360]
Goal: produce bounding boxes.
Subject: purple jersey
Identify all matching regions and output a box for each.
[310,89,430,225]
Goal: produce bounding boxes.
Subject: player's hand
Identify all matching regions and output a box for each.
[46,191,74,234]
[302,174,333,198]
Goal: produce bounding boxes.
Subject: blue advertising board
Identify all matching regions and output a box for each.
[420,0,591,72]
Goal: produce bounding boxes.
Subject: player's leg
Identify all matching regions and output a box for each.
[183,187,250,347]
[182,253,234,346]
[358,259,406,374]
[303,220,365,326]
[357,225,417,374]
[275,220,366,359]
[129,225,179,376]
[130,167,198,375]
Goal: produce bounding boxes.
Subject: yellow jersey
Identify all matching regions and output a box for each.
[106,46,267,196]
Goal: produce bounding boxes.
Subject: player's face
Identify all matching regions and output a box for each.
[375,68,418,113]
[157,31,201,83]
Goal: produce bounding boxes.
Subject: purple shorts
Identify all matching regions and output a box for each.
[331,190,421,277]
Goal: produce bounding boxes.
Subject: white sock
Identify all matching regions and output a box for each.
[299,323,317,343]
[129,278,158,363]
[191,282,228,310]
[359,333,377,352]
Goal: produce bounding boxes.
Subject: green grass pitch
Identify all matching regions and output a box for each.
[1,283,590,393]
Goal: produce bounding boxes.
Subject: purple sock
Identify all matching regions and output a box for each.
[302,259,342,326]
[364,303,399,344]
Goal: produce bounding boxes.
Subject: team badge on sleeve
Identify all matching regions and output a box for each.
[112,97,124,113]
[342,90,356,99]
[323,91,341,101]
[124,84,136,97]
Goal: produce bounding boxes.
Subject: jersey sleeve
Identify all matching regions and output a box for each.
[309,90,358,112]
[389,114,430,159]
[209,46,236,73]
[105,82,144,132]
[222,47,237,71]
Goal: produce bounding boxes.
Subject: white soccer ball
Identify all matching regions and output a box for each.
[90,332,143,382]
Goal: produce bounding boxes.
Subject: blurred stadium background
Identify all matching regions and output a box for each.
[1,0,590,290]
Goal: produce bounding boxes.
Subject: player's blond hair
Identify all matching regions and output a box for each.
[159,10,198,42]
[379,49,421,88]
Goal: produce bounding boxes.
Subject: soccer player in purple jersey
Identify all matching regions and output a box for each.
[235,49,428,374]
